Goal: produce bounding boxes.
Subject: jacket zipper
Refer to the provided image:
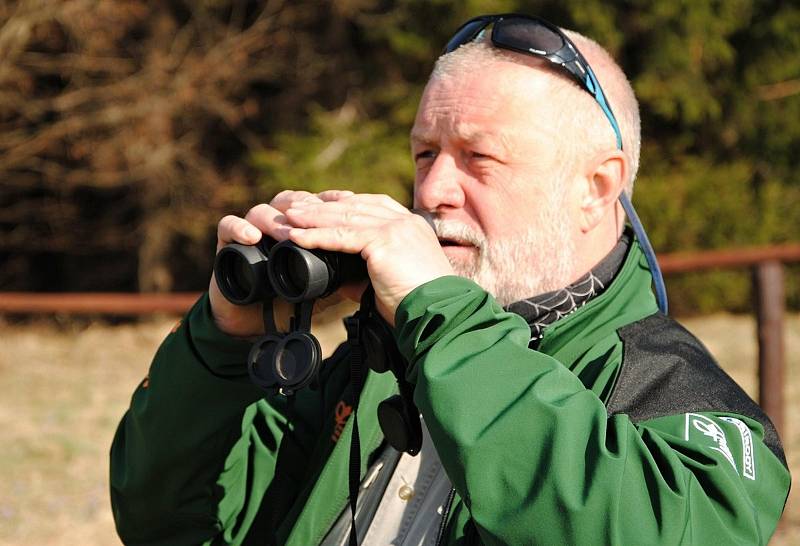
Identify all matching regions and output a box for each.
[434,487,456,546]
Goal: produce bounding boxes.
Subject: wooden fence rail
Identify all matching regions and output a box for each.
[658,243,800,272]
[0,292,201,314]
[1,243,799,431]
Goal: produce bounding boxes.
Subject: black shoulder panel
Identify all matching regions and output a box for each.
[608,312,786,467]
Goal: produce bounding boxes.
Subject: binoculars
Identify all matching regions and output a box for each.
[214,238,370,395]
[215,238,368,305]
[213,216,432,456]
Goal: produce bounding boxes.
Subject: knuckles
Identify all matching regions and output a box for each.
[271,189,316,208]
[218,214,241,228]
[229,192,431,251]
[341,207,361,225]
[383,214,429,244]
[244,203,273,220]
[374,194,396,208]
[217,214,244,237]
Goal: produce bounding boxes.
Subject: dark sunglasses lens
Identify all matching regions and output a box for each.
[493,18,564,54]
[444,19,489,53]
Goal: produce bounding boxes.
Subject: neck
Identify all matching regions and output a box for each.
[569,222,618,287]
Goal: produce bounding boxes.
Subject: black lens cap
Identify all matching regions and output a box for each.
[272,332,321,393]
[378,395,422,455]
[247,335,283,390]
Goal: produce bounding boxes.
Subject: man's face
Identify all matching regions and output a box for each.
[411,59,579,304]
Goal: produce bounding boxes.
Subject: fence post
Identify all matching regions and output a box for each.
[753,260,785,434]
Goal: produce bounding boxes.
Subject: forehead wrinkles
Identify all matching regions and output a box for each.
[413,64,558,150]
[412,87,518,150]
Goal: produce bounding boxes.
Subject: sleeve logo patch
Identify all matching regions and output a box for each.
[685,413,737,473]
[720,416,756,480]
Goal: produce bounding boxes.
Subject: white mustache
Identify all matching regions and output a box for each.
[431,218,486,247]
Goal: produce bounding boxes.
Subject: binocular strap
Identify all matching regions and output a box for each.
[345,309,365,546]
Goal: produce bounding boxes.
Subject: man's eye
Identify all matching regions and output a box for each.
[415,150,437,162]
[470,151,490,160]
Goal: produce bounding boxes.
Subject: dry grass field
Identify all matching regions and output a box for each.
[0,311,798,545]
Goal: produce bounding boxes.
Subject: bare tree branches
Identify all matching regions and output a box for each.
[0,0,311,291]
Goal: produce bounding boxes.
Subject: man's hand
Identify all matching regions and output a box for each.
[209,190,355,337]
[283,193,454,325]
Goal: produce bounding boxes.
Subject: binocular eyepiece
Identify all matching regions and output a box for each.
[214,238,367,305]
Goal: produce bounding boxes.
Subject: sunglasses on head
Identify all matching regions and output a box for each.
[443,14,623,150]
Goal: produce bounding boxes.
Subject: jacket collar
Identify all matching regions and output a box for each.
[535,231,659,367]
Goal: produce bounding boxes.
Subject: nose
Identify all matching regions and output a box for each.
[413,153,467,212]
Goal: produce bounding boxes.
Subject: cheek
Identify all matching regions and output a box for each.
[461,183,492,217]
[465,187,527,239]
[559,180,585,229]
[411,181,421,207]
[482,180,547,236]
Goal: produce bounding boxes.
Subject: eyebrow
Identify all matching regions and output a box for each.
[409,128,434,147]
[410,123,514,155]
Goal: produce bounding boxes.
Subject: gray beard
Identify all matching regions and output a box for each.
[433,193,576,306]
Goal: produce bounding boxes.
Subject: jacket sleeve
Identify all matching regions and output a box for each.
[394,276,790,546]
[109,294,332,545]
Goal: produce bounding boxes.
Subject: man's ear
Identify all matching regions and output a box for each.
[578,150,627,233]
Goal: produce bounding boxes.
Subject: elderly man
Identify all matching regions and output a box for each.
[111,14,790,545]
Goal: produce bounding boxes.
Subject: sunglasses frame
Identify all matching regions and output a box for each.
[444,14,623,150]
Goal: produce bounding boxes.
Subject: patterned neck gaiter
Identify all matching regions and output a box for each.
[505,232,631,348]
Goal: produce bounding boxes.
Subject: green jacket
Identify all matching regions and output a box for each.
[110,240,790,545]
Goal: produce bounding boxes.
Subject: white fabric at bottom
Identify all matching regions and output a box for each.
[320,420,453,546]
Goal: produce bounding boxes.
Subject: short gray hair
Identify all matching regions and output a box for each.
[431,31,641,196]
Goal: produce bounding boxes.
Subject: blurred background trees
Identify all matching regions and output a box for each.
[0,0,797,313]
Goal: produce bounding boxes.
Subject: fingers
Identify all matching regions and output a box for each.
[270,190,323,211]
[335,193,409,214]
[286,208,451,326]
[284,200,402,231]
[283,193,411,226]
[238,190,337,241]
[287,212,433,255]
[216,196,307,251]
[288,225,367,254]
[318,189,354,202]
[273,190,407,218]
[217,191,409,252]
[216,215,262,251]
[216,204,291,252]
[244,203,292,240]
[281,197,423,254]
